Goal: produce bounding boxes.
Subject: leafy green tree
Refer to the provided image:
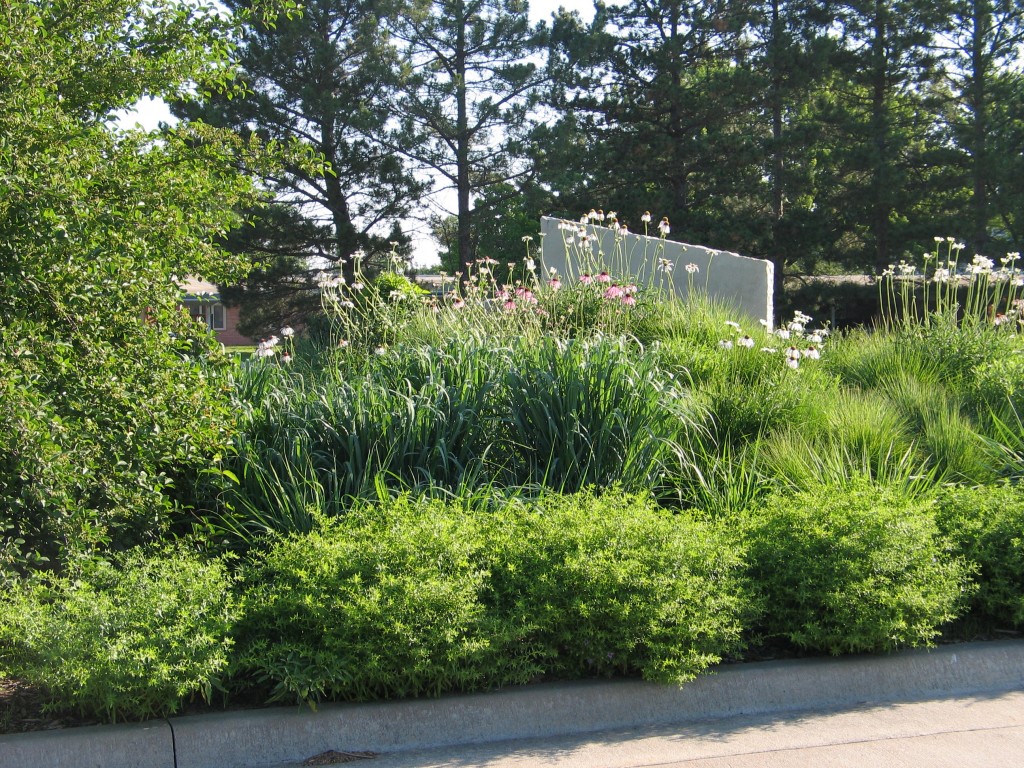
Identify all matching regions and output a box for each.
[0,0,291,572]
[392,0,548,278]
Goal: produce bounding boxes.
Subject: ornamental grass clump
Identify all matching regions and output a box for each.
[501,335,699,493]
[742,480,973,655]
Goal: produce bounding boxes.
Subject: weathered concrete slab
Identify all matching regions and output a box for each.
[169,640,1024,768]
[4,640,1022,768]
[539,215,774,328]
[0,719,173,768]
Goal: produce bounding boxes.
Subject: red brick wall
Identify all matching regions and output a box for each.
[214,304,253,347]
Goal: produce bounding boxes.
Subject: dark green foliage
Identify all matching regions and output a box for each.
[502,336,696,492]
[232,489,752,707]
[0,547,236,722]
[935,484,1024,628]
[743,481,972,654]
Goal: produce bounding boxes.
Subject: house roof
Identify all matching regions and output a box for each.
[179,276,220,302]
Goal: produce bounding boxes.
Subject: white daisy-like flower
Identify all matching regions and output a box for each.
[718,339,734,350]
[686,263,699,274]
[737,335,755,348]
[641,211,652,223]
[280,326,294,337]
[725,320,741,330]
[658,217,671,236]
[803,346,820,360]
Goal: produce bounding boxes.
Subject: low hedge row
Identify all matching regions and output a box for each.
[2,483,1016,723]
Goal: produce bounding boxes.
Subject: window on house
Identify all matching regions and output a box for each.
[209,303,225,331]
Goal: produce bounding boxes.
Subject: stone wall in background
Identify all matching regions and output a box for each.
[539,216,774,328]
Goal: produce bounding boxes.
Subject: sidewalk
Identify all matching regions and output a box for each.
[2,640,1022,768]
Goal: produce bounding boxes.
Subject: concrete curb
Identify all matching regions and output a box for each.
[3,640,1023,768]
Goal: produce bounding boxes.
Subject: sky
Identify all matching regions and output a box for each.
[118,0,600,265]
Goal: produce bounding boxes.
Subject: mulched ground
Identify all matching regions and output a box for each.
[0,677,98,734]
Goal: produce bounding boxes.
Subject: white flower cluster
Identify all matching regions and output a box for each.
[717,311,828,370]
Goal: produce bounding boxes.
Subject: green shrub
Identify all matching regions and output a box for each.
[483,489,752,684]
[934,484,1024,628]
[233,489,752,707]
[743,481,972,654]
[233,498,501,706]
[0,547,236,722]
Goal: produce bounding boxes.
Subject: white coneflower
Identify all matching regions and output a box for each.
[737,335,755,348]
[352,281,365,291]
[718,339,734,350]
[658,258,674,273]
[641,211,652,223]
[969,255,995,274]
[281,326,294,337]
[686,263,699,273]
[658,217,671,236]
[725,320,741,330]
[776,328,791,340]
[521,235,533,243]
[807,332,824,344]
[526,258,536,271]
[803,346,820,360]
[761,347,777,353]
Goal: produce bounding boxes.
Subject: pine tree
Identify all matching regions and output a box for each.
[391,0,547,277]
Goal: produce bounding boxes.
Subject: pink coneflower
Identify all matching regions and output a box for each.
[604,285,624,299]
[621,295,636,306]
[503,299,516,311]
[453,298,466,309]
[580,273,594,285]
[597,271,612,283]
[515,287,538,304]
[548,278,562,291]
